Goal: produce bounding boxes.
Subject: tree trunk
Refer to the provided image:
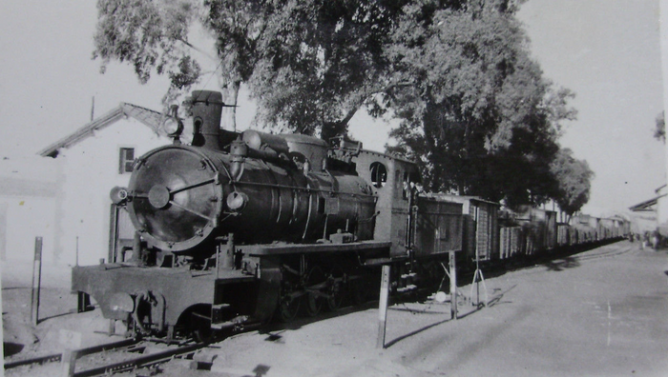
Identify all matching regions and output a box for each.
[220,81,240,131]
[320,101,364,140]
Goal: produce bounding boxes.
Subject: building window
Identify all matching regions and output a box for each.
[119,148,134,174]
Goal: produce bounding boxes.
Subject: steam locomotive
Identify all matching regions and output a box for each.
[72,90,628,340]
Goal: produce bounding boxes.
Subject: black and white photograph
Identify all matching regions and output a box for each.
[1,1,667,376]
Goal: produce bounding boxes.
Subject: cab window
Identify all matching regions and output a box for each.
[369,162,387,188]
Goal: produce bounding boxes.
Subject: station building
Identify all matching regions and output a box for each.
[0,103,173,266]
[628,188,664,236]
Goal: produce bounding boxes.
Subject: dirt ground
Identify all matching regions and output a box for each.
[3,240,668,376]
[1,260,115,360]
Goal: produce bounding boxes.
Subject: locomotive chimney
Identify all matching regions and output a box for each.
[189,90,224,150]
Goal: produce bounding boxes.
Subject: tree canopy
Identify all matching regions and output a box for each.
[384,0,579,208]
[94,0,411,134]
[93,0,591,211]
[550,148,594,217]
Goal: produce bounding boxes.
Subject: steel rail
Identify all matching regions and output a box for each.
[571,245,634,262]
[3,352,62,369]
[70,342,205,377]
[4,338,138,370]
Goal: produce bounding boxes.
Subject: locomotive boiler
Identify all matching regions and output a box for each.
[115,90,377,259]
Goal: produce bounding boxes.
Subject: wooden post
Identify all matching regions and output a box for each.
[216,239,221,279]
[61,349,77,377]
[225,233,235,270]
[30,237,43,326]
[376,264,391,349]
[449,251,457,320]
[108,319,116,336]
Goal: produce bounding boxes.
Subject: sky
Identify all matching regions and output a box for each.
[517,0,665,215]
[0,0,665,217]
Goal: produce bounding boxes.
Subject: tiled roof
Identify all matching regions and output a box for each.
[628,195,666,212]
[38,103,167,158]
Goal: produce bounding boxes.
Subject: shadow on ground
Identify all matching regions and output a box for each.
[3,342,24,357]
[542,256,580,271]
[383,284,518,348]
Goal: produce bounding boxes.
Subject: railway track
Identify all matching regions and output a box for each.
[569,242,636,262]
[4,337,210,377]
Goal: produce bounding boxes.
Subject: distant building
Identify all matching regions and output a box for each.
[628,192,663,235]
[31,103,173,265]
[655,184,668,235]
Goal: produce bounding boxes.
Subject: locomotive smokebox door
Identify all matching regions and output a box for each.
[126,146,224,254]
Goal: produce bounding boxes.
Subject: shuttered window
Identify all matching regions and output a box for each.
[119,148,134,174]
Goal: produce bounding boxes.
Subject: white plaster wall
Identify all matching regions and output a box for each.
[657,194,668,233]
[0,197,57,263]
[0,157,60,264]
[57,118,169,266]
[631,211,658,234]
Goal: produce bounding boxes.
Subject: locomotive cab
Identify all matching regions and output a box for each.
[352,151,420,257]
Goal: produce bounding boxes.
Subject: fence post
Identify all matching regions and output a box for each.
[449,251,457,320]
[376,264,391,349]
[30,237,43,326]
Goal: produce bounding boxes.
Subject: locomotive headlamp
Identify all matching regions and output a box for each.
[110,186,129,205]
[163,104,184,139]
[162,117,183,138]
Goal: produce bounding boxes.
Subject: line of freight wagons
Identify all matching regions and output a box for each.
[422,194,630,266]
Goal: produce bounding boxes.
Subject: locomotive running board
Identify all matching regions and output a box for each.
[244,240,392,256]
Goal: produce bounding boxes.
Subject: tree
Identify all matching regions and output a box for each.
[385,0,577,207]
[94,0,202,99]
[92,0,413,135]
[246,0,411,138]
[93,1,494,137]
[94,0,282,130]
[93,0,587,209]
[550,148,593,218]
